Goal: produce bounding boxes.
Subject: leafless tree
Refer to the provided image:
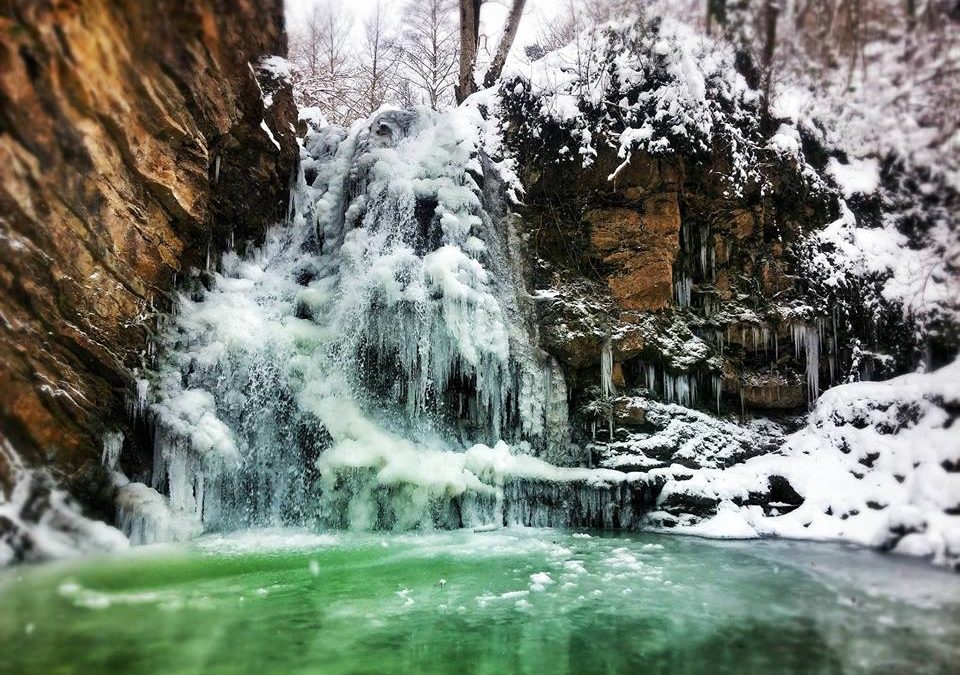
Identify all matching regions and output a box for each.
[455,0,483,102]
[455,0,529,103]
[355,1,403,116]
[288,1,359,124]
[760,0,781,119]
[482,0,528,87]
[397,0,459,109]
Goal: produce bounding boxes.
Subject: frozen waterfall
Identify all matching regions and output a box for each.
[115,108,636,541]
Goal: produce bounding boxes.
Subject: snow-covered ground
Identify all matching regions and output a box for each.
[632,361,960,569]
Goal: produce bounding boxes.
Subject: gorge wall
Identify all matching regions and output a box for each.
[0,0,297,552]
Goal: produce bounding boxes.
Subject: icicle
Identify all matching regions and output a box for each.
[791,321,805,359]
[599,340,615,439]
[792,321,821,403]
[662,372,694,406]
[135,378,149,419]
[214,155,221,184]
[600,339,615,400]
[699,224,709,277]
[806,322,821,402]
[712,374,722,413]
[674,275,692,308]
[101,431,124,471]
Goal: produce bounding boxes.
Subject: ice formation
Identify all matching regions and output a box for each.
[0,435,128,565]
[791,321,822,402]
[120,107,599,539]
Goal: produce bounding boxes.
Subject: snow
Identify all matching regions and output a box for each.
[767,123,802,156]
[260,119,281,151]
[810,203,959,322]
[681,504,759,540]
[259,55,293,83]
[658,360,960,569]
[497,15,759,189]
[827,157,881,199]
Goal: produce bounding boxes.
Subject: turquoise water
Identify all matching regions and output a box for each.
[1,529,958,674]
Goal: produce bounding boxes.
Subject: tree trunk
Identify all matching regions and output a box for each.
[761,0,780,121]
[455,0,481,103]
[706,0,727,36]
[482,0,527,88]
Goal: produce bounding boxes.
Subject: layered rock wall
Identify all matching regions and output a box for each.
[0,0,297,514]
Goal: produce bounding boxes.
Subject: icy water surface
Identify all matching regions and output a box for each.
[1,530,958,674]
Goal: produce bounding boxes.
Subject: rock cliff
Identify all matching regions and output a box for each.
[0,0,297,555]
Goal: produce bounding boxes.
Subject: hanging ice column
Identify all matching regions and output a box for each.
[599,339,616,438]
[791,321,822,402]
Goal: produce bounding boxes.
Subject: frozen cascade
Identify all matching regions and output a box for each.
[115,108,646,542]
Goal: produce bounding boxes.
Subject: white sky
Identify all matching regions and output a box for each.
[284,0,557,67]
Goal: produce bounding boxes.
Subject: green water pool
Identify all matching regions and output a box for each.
[1,529,957,674]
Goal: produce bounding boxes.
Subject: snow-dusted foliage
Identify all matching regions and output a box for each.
[760,0,960,354]
[652,361,960,570]
[497,14,763,192]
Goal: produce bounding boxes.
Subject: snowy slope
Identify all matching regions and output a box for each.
[648,361,960,570]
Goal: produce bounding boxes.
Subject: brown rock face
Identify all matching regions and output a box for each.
[740,374,806,410]
[585,193,681,311]
[0,0,297,508]
[508,103,839,420]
